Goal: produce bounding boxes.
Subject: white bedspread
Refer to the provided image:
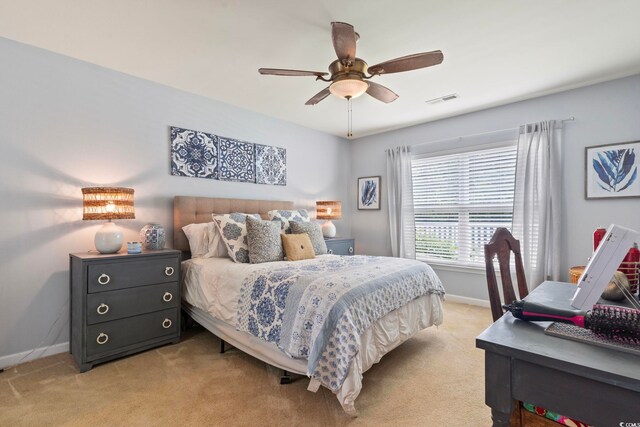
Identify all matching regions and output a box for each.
[182,256,265,324]
[181,255,444,414]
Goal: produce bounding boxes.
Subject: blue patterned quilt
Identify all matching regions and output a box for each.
[236,255,444,391]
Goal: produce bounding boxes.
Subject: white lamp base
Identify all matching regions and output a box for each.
[322,220,336,238]
[95,221,124,254]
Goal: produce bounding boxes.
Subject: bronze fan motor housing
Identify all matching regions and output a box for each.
[258,22,444,106]
[327,58,369,81]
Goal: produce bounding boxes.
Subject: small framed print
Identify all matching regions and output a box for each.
[357,176,381,210]
[585,141,639,199]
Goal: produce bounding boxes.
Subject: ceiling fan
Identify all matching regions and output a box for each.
[258,22,444,106]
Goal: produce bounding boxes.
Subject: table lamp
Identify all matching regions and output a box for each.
[316,200,342,238]
[82,187,135,254]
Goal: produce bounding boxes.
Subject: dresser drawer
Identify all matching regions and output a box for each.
[86,282,179,325]
[326,239,355,255]
[86,308,178,359]
[87,256,179,293]
[71,249,182,372]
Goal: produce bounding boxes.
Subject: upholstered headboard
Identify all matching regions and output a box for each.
[173,196,294,252]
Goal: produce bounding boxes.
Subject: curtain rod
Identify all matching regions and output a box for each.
[411,116,575,149]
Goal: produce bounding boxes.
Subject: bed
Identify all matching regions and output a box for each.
[173,196,445,414]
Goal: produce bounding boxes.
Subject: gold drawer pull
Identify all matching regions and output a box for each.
[348,247,354,254]
[97,303,110,315]
[96,333,109,345]
[165,266,175,276]
[97,274,111,285]
[162,318,172,329]
[162,292,173,302]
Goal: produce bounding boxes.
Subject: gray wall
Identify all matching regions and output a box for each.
[2,33,639,365]
[0,37,350,364]
[349,74,640,300]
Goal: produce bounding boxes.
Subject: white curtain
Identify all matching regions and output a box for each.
[512,120,563,288]
[386,146,416,259]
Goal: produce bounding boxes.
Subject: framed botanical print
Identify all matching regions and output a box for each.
[357,176,381,210]
[585,141,639,199]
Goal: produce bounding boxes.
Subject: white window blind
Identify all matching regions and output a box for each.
[412,143,517,266]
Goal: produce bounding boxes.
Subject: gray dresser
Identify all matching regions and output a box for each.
[324,237,355,255]
[70,249,181,372]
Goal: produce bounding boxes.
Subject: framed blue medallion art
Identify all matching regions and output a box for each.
[170,126,218,179]
[255,144,286,186]
[169,126,286,186]
[218,136,255,183]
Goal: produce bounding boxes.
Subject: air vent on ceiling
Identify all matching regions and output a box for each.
[425,93,459,104]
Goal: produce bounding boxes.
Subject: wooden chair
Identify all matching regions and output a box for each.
[484,227,529,322]
[484,228,565,427]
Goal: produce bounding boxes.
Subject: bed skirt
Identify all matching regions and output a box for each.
[183,292,444,414]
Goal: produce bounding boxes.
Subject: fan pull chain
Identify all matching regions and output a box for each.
[346,96,353,138]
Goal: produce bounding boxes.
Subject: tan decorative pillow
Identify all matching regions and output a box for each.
[281,233,315,261]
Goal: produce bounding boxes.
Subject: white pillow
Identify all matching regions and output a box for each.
[182,222,228,258]
[182,223,211,258]
[206,222,229,258]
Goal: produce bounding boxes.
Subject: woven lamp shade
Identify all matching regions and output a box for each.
[82,187,135,220]
[316,201,342,220]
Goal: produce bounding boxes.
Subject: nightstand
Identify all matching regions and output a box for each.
[69,249,181,372]
[324,237,355,255]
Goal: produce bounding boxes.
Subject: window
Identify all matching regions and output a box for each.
[412,143,517,266]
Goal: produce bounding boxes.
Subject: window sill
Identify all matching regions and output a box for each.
[416,259,486,275]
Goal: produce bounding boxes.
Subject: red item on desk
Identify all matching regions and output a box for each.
[593,227,606,251]
[627,243,639,265]
[592,227,638,294]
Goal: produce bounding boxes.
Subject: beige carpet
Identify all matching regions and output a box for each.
[0,301,493,426]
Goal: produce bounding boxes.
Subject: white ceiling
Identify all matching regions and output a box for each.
[2,0,640,139]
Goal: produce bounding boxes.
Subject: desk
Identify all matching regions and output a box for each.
[476,281,640,427]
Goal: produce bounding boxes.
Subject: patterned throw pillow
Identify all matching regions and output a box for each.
[289,221,328,255]
[246,216,284,264]
[212,213,260,263]
[268,209,310,233]
[281,234,315,261]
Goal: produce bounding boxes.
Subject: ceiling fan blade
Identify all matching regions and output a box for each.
[368,50,444,75]
[259,68,328,77]
[305,86,331,105]
[366,81,399,103]
[331,22,356,64]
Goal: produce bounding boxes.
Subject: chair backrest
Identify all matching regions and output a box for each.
[484,227,529,322]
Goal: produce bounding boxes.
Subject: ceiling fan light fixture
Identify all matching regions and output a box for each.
[329,79,369,100]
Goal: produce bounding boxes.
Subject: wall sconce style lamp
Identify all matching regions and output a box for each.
[82,187,135,254]
[316,200,342,238]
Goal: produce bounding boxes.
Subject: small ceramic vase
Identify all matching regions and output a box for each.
[140,223,166,250]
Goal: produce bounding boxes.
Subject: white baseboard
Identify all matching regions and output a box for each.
[445,294,490,308]
[0,296,490,369]
[0,342,69,370]
[0,297,488,370]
